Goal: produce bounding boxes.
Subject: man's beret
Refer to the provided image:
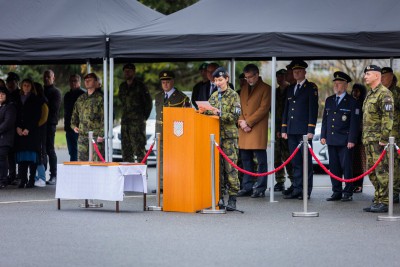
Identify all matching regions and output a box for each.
[381,67,393,74]
[276,69,287,75]
[84,72,99,80]
[364,65,381,73]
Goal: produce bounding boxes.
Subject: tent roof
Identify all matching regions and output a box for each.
[110,0,400,61]
[0,0,163,64]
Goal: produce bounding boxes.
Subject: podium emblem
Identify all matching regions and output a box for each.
[173,121,184,137]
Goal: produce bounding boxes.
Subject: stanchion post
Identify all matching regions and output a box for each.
[378,137,400,221]
[292,135,319,217]
[201,134,226,214]
[80,131,103,208]
[147,133,162,211]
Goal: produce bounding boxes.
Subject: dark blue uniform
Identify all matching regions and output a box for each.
[281,79,319,197]
[321,93,360,195]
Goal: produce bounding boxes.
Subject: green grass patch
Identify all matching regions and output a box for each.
[55,130,67,149]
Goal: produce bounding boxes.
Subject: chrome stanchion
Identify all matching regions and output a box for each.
[201,134,226,214]
[293,135,318,217]
[378,137,400,221]
[80,131,103,208]
[148,133,162,211]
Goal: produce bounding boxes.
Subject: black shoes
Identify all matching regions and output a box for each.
[218,198,225,209]
[341,194,353,202]
[282,185,294,196]
[251,190,265,198]
[298,194,310,200]
[274,182,285,192]
[237,189,252,197]
[151,189,163,194]
[283,191,301,199]
[363,203,388,213]
[326,193,342,201]
[226,196,237,211]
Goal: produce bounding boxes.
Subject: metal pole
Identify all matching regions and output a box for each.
[108,58,114,162]
[88,131,93,161]
[103,56,109,162]
[201,134,225,214]
[147,133,162,211]
[378,137,400,221]
[292,135,318,217]
[269,56,277,203]
[86,60,91,74]
[230,58,235,84]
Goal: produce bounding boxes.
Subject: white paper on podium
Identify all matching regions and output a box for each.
[196,101,214,109]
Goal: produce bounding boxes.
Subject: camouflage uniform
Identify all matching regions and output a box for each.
[71,90,104,161]
[205,87,241,196]
[275,85,293,185]
[155,89,190,189]
[119,79,152,162]
[362,83,393,205]
[387,79,400,196]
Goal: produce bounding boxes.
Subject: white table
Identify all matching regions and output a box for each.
[55,163,147,212]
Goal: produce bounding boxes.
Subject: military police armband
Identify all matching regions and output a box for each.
[384,97,393,112]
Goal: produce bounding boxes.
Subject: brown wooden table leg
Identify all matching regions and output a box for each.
[143,193,147,211]
[116,201,119,213]
[85,199,89,208]
[57,198,60,210]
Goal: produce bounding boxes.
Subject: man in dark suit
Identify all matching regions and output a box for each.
[281,60,319,199]
[321,71,360,201]
[191,63,209,109]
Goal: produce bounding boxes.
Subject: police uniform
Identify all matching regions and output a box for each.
[71,73,104,161]
[155,71,190,190]
[362,65,393,212]
[321,71,360,201]
[119,63,153,163]
[281,60,319,198]
[382,67,400,200]
[274,69,293,190]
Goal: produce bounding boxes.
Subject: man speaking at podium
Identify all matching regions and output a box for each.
[155,71,190,193]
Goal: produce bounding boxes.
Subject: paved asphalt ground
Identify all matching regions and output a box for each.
[1,149,399,267]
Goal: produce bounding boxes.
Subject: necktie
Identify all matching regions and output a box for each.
[336,96,340,107]
[164,93,168,103]
[294,84,300,95]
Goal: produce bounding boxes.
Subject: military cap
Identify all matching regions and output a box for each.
[276,69,287,75]
[290,60,308,69]
[333,71,352,83]
[238,73,245,79]
[6,72,20,82]
[212,67,229,78]
[364,65,381,73]
[123,63,136,71]
[84,72,99,80]
[286,63,293,70]
[381,67,393,74]
[198,63,208,70]
[159,70,175,80]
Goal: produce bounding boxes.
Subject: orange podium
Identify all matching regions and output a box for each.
[163,107,220,212]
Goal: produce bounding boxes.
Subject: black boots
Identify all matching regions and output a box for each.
[226,196,237,211]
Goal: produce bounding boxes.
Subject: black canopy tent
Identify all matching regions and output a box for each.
[0,0,163,64]
[110,0,400,61]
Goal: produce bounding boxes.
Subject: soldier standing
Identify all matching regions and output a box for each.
[281,60,319,199]
[274,69,294,192]
[118,63,152,163]
[381,67,400,203]
[155,71,190,192]
[199,67,241,211]
[321,71,360,202]
[71,73,104,161]
[362,65,393,213]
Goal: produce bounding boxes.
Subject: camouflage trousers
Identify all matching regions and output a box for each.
[365,143,389,204]
[121,123,146,163]
[274,137,293,184]
[220,138,240,196]
[78,135,104,162]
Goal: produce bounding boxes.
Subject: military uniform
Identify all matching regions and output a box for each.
[119,79,152,162]
[274,82,293,187]
[321,72,360,200]
[281,60,319,198]
[363,80,393,206]
[206,87,241,197]
[71,89,104,161]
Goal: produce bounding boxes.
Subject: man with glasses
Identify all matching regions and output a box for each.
[281,60,319,200]
[64,74,85,161]
[237,64,271,198]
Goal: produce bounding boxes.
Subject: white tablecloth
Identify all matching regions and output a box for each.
[55,164,147,201]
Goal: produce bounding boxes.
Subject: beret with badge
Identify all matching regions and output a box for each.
[381,67,393,74]
[364,65,381,73]
[212,67,229,78]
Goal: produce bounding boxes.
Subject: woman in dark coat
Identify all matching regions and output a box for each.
[15,79,42,188]
[351,83,367,193]
[0,86,17,188]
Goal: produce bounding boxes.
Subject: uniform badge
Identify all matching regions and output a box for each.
[173,121,184,137]
[342,115,347,121]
